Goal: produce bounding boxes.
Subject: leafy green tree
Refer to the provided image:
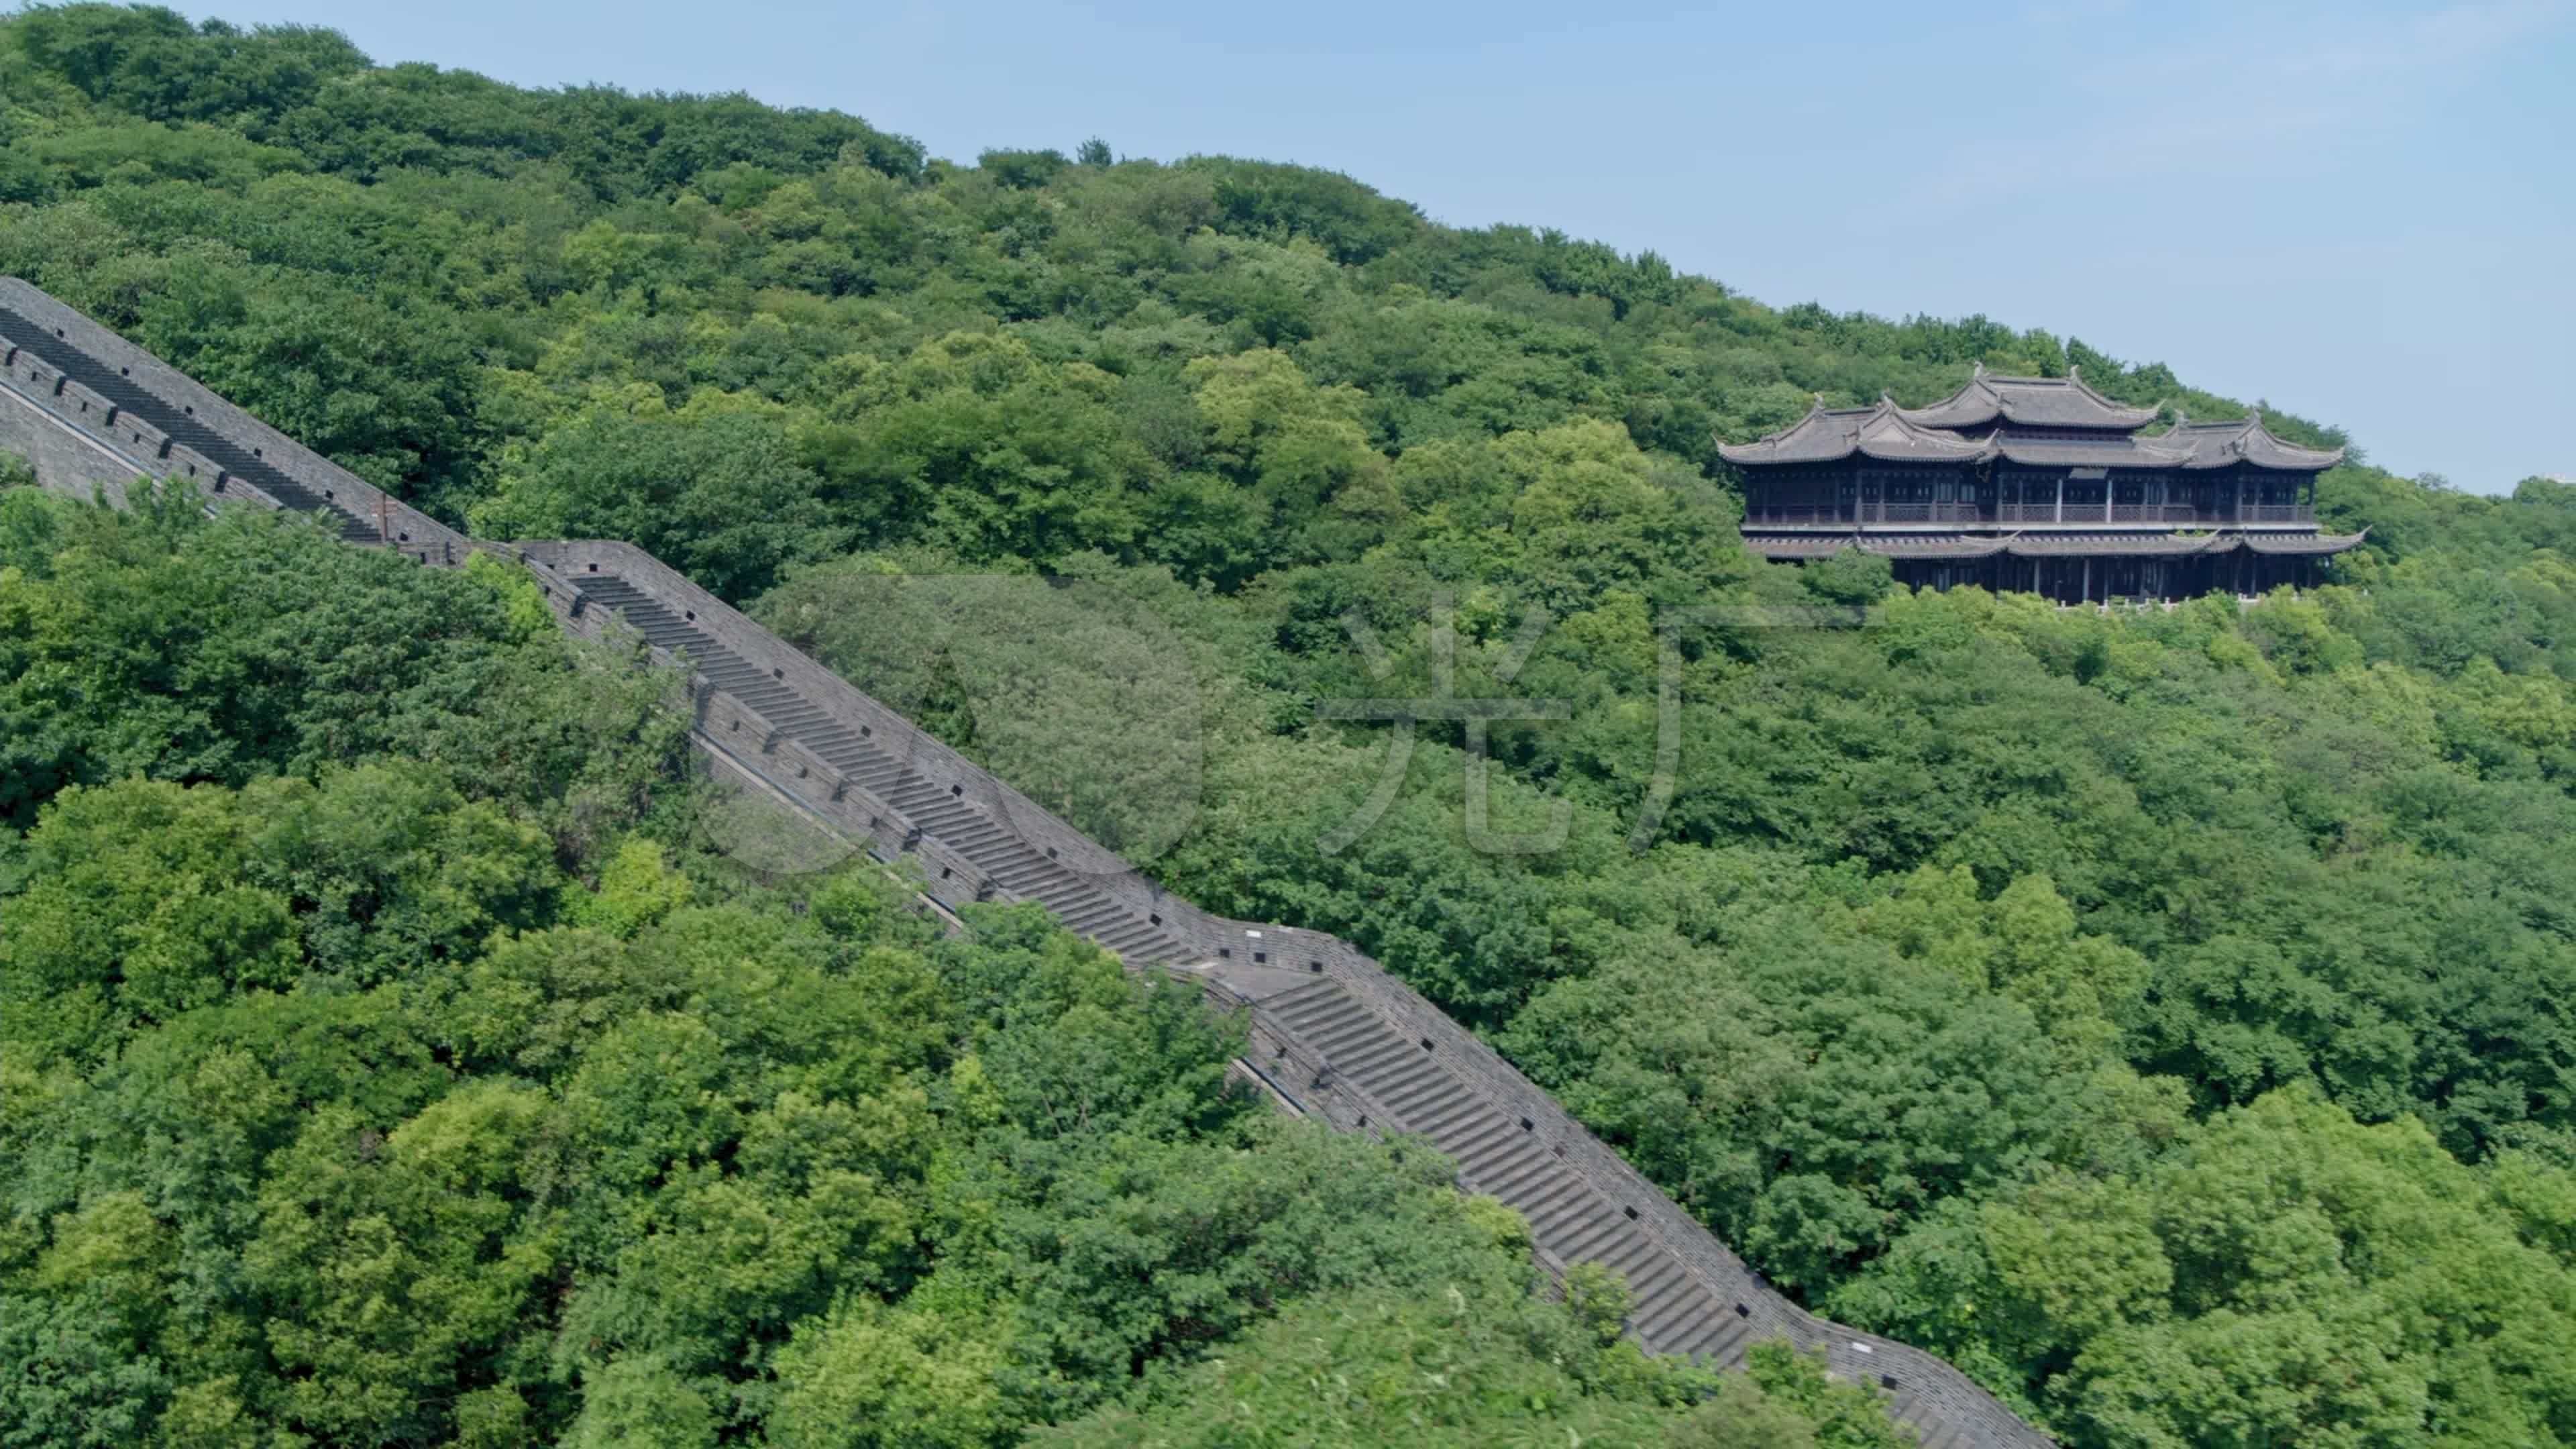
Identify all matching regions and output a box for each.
[979,146,1070,190]
[12,5,366,127]
[244,1087,559,1444]
[798,331,1156,568]
[0,776,291,1062]
[1037,1272,1907,1449]
[474,398,843,597]
[0,495,680,841]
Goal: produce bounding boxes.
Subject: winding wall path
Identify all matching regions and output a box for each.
[0,276,2051,1449]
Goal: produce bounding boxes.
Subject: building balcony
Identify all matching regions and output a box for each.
[1745,502,2316,529]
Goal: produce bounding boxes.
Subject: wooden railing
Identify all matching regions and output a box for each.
[1748,501,2314,527]
[1747,502,1843,524]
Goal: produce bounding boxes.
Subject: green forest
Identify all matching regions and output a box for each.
[6,6,2576,1447]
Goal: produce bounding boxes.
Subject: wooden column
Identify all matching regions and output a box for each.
[2054,473,2065,523]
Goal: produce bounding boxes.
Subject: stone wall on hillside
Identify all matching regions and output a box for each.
[0,276,2054,1449]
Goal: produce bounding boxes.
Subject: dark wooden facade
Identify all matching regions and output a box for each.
[1857,546,2339,600]
[1720,366,2364,604]
[1743,463,2320,529]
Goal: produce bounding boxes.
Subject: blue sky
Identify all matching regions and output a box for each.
[180,0,2576,490]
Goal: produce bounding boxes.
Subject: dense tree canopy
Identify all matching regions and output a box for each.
[0,496,1915,1448]
[8,8,2576,1446]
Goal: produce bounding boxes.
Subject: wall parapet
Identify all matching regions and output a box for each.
[506,553,2048,1444]
[502,539,2050,1433]
[0,279,470,564]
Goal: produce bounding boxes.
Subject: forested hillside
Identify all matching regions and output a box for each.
[0,497,1913,1446]
[8,6,2576,1447]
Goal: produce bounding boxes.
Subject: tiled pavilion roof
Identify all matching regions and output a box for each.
[1716,396,1994,466]
[2157,414,2348,471]
[1892,363,2161,431]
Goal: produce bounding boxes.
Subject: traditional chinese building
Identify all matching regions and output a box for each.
[1719,365,2367,602]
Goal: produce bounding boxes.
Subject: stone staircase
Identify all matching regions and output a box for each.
[480,559,2019,1446]
[576,572,1199,969]
[0,305,383,544]
[1261,975,1770,1364]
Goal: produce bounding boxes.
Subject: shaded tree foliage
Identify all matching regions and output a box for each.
[0,494,1840,1448]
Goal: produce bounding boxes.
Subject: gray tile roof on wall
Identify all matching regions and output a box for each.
[1721,398,2343,478]
[1743,534,1856,559]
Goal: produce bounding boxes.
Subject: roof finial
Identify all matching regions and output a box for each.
[2067,363,2082,382]
[1812,392,1826,411]
[1971,360,1985,379]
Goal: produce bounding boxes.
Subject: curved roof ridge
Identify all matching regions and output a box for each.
[2064,364,2155,418]
[1717,393,1992,466]
[1892,364,2158,431]
[2244,527,2369,555]
[1854,395,2000,449]
[2159,411,2347,471]
[1984,428,2194,468]
[1713,392,1849,458]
